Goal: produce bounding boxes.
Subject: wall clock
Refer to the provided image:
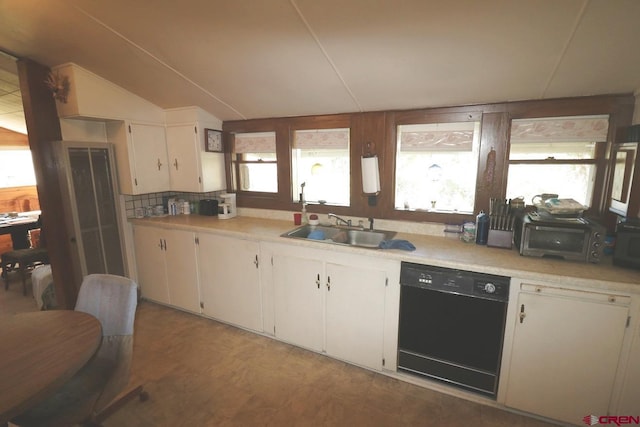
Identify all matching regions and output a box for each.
[205,129,223,152]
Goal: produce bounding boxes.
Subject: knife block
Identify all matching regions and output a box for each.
[487,229,513,249]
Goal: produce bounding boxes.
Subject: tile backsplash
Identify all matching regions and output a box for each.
[124,191,225,218]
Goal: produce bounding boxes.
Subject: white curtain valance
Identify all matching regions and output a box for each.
[233,132,276,153]
[510,115,609,143]
[399,122,476,152]
[293,128,349,150]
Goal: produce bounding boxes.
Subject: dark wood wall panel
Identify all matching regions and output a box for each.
[225,94,635,227]
[18,58,79,309]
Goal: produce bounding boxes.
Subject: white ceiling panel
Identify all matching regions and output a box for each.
[0,0,638,131]
[543,0,640,97]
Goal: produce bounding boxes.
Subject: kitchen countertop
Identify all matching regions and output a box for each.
[130,214,640,294]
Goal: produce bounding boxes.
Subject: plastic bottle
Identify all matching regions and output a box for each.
[475,210,489,245]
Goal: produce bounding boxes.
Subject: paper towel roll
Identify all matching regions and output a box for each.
[361,156,380,194]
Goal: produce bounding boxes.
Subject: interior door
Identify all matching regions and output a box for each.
[63,143,125,278]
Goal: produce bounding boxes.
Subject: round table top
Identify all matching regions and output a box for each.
[0,310,102,423]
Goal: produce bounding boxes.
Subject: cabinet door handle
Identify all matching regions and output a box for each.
[157,158,162,170]
[519,304,526,324]
[316,273,320,289]
[326,276,331,291]
[158,239,163,250]
[173,158,179,170]
[253,255,259,268]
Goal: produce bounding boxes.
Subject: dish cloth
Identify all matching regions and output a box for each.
[378,239,416,251]
[307,230,326,240]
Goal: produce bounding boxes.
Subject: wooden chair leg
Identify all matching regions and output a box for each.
[2,261,11,291]
[91,385,148,425]
[20,266,27,296]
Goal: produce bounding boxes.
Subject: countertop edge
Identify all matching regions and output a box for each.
[129,215,640,295]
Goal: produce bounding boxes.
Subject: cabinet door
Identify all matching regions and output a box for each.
[129,123,170,194]
[272,254,323,352]
[198,234,262,331]
[166,124,201,192]
[505,290,629,424]
[616,318,640,413]
[133,226,169,304]
[325,262,386,370]
[164,229,200,313]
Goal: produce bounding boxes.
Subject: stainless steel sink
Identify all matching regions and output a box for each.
[281,224,396,249]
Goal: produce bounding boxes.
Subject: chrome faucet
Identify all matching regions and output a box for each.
[328,213,351,227]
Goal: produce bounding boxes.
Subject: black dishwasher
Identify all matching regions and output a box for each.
[398,262,510,398]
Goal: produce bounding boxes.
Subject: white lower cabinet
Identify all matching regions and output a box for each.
[272,254,324,351]
[133,225,200,313]
[324,262,387,371]
[615,311,640,414]
[269,244,391,371]
[503,282,630,425]
[197,233,262,332]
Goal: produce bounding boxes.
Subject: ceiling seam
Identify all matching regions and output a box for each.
[289,0,363,112]
[541,0,590,98]
[71,4,247,120]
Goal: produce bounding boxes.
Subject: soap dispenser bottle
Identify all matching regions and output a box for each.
[300,182,308,224]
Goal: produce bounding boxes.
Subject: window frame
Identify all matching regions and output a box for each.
[383,110,484,225]
[231,131,278,195]
[223,95,633,226]
[505,116,611,218]
[290,126,351,207]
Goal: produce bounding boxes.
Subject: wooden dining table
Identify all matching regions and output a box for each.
[0,310,102,424]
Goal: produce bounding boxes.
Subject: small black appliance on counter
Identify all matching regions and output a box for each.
[613,219,640,269]
[199,199,218,216]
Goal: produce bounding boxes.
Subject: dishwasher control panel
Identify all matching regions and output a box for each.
[400,262,510,302]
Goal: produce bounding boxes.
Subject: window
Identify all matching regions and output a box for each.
[292,128,350,206]
[0,148,36,188]
[395,121,481,214]
[506,115,609,207]
[232,131,277,193]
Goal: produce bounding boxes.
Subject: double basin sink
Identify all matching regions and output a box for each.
[281,224,396,249]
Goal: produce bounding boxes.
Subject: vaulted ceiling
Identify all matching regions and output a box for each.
[1,0,639,135]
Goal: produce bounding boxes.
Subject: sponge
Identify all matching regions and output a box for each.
[307,230,326,240]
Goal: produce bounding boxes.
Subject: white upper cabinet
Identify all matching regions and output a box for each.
[106,121,170,195]
[165,107,226,193]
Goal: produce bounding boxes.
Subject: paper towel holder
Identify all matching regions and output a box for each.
[361,142,380,196]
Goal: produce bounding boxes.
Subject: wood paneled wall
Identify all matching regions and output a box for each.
[18,58,78,309]
[0,127,28,147]
[0,187,41,254]
[0,186,40,213]
[0,126,40,254]
[225,94,636,226]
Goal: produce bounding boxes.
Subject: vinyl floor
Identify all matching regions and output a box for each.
[0,279,560,427]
